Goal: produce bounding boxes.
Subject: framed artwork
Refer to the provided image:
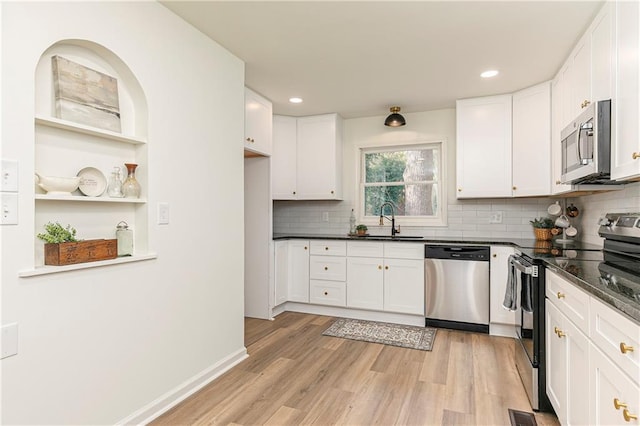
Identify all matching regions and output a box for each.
[52,55,121,132]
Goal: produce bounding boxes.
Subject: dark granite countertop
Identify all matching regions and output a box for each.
[274,233,640,325]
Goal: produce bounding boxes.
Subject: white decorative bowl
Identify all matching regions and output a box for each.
[35,172,81,195]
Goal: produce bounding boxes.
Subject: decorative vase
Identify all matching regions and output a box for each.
[107,166,124,198]
[122,163,141,198]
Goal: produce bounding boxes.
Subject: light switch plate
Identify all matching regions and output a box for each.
[1,323,18,359]
[157,202,170,225]
[489,211,503,224]
[1,159,19,192]
[0,193,18,225]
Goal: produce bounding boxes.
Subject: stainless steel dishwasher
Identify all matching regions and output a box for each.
[424,245,490,333]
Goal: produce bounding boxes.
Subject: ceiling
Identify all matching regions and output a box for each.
[162,1,604,119]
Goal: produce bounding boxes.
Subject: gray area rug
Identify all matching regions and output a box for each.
[323,318,437,351]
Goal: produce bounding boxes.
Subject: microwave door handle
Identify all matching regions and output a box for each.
[577,123,583,163]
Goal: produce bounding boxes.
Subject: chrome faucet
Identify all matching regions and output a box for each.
[379,201,400,236]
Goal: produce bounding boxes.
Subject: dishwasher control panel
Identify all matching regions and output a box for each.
[424,245,490,261]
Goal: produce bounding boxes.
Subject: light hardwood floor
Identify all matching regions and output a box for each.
[153,312,560,425]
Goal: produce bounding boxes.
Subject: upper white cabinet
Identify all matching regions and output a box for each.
[456,85,551,199]
[244,87,272,156]
[272,113,343,200]
[551,74,573,194]
[456,94,513,198]
[512,81,551,197]
[612,0,640,181]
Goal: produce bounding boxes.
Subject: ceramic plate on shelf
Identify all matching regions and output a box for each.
[77,167,107,197]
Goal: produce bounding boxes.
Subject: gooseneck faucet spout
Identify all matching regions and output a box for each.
[379,201,400,236]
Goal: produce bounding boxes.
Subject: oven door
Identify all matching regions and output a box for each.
[510,255,537,367]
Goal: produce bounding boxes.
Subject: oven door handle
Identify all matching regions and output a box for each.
[511,258,534,275]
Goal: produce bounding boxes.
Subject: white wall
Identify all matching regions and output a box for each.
[274,109,552,239]
[1,2,245,424]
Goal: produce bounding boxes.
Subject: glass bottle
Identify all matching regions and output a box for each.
[107,166,124,198]
[349,209,356,235]
[122,163,141,198]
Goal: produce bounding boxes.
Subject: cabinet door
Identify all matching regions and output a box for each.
[512,81,551,197]
[489,246,517,326]
[569,35,591,119]
[289,240,309,303]
[383,258,424,315]
[456,95,513,198]
[546,300,568,421]
[347,257,384,310]
[590,2,614,103]
[296,114,343,200]
[272,115,297,199]
[590,344,640,426]
[612,1,640,181]
[565,318,590,426]
[274,240,288,306]
[244,87,272,156]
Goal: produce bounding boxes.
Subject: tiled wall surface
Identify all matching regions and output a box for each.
[273,198,553,239]
[273,182,640,244]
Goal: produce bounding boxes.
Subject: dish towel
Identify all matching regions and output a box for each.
[502,255,519,311]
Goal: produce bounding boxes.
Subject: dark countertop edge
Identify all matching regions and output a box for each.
[273,233,639,325]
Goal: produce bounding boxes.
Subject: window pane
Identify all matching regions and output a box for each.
[364,183,438,216]
[365,148,438,183]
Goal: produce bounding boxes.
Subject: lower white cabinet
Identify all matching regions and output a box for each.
[546,268,640,426]
[288,240,310,303]
[346,257,384,310]
[310,280,346,307]
[546,299,590,425]
[590,343,640,425]
[489,246,517,327]
[383,258,424,315]
[274,240,289,306]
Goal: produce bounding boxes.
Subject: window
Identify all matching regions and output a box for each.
[359,143,446,226]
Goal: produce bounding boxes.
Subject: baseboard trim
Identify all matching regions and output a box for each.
[283,302,425,327]
[117,347,248,425]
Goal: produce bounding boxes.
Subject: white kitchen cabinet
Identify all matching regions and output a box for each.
[545,299,590,426]
[612,0,640,181]
[489,246,517,332]
[271,115,297,199]
[310,255,346,282]
[310,280,346,307]
[347,257,384,310]
[590,343,640,425]
[383,258,424,315]
[456,94,513,198]
[512,81,551,197]
[274,240,288,306]
[271,113,343,200]
[551,74,573,195]
[288,240,310,303]
[244,87,272,156]
[568,36,591,121]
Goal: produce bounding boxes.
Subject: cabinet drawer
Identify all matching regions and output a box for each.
[310,240,346,256]
[383,242,424,259]
[546,269,590,334]
[590,297,640,384]
[347,241,384,257]
[310,255,346,281]
[310,280,346,306]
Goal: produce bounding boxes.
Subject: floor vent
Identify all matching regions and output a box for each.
[508,408,538,426]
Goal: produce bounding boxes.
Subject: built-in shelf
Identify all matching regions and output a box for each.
[35,194,147,203]
[35,115,147,145]
[18,253,158,277]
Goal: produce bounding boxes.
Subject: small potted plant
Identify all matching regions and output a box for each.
[37,221,117,266]
[529,217,554,241]
[355,224,368,236]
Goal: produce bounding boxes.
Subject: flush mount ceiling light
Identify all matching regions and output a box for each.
[481,70,499,78]
[289,97,303,104]
[384,106,406,127]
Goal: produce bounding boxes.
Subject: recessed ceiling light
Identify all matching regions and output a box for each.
[481,70,499,78]
[289,97,303,104]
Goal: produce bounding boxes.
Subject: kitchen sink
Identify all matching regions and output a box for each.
[362,235,424,240]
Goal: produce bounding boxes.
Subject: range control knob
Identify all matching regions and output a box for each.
[599,217,613,227]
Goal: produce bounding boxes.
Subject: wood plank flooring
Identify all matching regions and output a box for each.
[153,312,560,425]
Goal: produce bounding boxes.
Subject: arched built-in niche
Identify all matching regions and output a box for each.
[26,39,155,274]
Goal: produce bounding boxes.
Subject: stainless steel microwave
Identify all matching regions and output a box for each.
[561,100,611,184]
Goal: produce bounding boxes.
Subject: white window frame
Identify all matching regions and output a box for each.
[355,140,447,227]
